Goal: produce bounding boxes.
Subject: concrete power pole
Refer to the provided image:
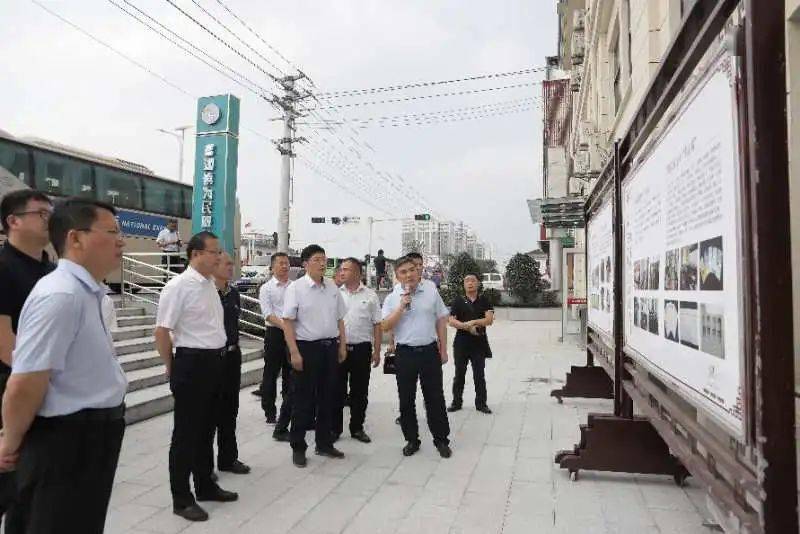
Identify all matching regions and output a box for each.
[275,74,307,253]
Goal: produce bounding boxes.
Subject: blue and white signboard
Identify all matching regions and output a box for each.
[117,209,167,238]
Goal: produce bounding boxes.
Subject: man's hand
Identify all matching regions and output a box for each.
[468,324,480,336]
[290,350,303,371]
[0,434,19,473]
[165,360,172,379]
[439,349,449,365]
[371,350,381,368]
[338,345,348,364]
[398,293,412,311]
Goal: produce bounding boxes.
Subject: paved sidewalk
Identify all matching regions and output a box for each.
[106,320,714,534]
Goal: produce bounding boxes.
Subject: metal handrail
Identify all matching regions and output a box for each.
[120,252,266,340]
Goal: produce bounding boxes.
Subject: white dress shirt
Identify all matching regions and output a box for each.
[282,275,347,341]
[156,265,226,349]
[156,228,181,252]
[258,276,291,321]
[382,280,449,346]
[340,283,381,344]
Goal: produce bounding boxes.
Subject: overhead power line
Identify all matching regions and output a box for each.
[315,65,548,99]
[315,80,543,110]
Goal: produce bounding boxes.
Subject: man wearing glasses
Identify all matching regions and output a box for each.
[155,231,238,522]
[0,198,128,533]
[0,189,54,533]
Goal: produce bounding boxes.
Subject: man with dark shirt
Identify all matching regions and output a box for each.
[448,273,495,414]
[374,249,387,289]
[0,189,54,533]
[213,253,250,475]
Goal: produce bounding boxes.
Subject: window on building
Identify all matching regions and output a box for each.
[33,152,94,198]
[181,185,192,218]
[142,177,183,217]
[0,140,32,186]
[95,166,143,210]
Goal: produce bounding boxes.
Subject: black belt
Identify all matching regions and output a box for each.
[175,347,224,358]
[298,338,338,347]
[266,326,283,332]
[396,342,437,352]
[347,341,371,349]
[41,404,125,424]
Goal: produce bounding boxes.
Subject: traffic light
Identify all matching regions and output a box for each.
[311,217,326,223]
[331,217,341,225]
[414,213,431,221]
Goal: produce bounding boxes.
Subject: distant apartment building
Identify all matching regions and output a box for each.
[401,219,488,260]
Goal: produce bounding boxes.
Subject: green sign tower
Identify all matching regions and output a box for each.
[192,94,240,254]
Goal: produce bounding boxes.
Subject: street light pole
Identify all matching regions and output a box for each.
[157,126,192,182]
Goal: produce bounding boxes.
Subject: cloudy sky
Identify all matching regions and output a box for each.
[1,0,555,262]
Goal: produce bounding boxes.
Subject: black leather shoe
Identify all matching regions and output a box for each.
[476,405,492,414]
[173,503,209,522]
[395,416,401,425]
[402,441,421,457]
[447,404,462,412]
[435,442,452,459]
[316,446,345,459]
[351,430,372,443]
[196,487,238,502]
[265,414,277,424]
[219,460,251,474]
[273,429,290,442]
[293,450,307,468]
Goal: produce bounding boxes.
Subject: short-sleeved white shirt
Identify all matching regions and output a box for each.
[382,280,449,346]
[340,283,381,344]
[156,228,181,252]
[156,266,226,349]
[282,275,347,341]
[258,276,291,321]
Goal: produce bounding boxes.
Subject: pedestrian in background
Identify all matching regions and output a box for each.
[156,218,183,279]
[0,198,127,533]
[374,249,387,289]
[382,256,452,458]
[0,189,54,533]
[282,244,348,468]
[333,258,382,444]
[448,273,495,414]
[213,252,251,475]
[258,252,293,441]
[155,231,238,522]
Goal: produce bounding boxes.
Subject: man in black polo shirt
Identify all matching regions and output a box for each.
[447,273,495,414]
[0,189,55,532]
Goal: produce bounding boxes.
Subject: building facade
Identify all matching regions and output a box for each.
[400,218,488,260]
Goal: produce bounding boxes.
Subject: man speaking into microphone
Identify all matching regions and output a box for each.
[381,256,451,458]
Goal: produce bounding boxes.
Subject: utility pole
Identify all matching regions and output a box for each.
[274,74,308,253]
[157,125,192,183]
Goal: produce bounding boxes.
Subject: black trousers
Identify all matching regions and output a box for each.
[396,343,450,445]
[333,342,372,436]
[290,339,338,452]
[452,346,488,408]
[16,408,125,534]
[169,347,222,507]
[216,347,242,469]
[261,328,293,431]
[0,371,23,534]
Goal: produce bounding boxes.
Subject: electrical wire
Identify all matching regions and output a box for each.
[315,65,548,98]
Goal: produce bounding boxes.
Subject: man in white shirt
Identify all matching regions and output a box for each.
[333,258,381,444]
[257,252,293,441]
[382,255,452,458]
[282,244,348,468]
[156,219,183,279]
[155,231,238,522]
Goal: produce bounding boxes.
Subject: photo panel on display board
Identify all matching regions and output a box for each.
[649,256,660,290]
[680,244,698,290]
[664,299,679,342]
[665,249,679,290]
[647,298,659,335]
[700,303,725,358]
[679,302,699,350]
[700,236,723,290]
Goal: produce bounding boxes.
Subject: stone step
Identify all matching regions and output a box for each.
[125,347,264,393]
[111,325,153,342]
[118,350,162,372]
[115,336,155,356]
[124,357,264,425]
[116,307,147,317]
[117,315,156,328]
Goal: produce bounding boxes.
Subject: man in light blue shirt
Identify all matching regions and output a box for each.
[0,198,128,533]
[382,255,452,458]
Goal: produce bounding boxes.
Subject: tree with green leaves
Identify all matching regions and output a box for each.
[439,252,481,304]
[476,259,497,274]
[505,253,545,304]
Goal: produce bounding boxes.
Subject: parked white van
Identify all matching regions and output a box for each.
[481,272,504,291]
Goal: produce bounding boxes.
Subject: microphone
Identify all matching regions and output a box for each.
[402,284,411,310]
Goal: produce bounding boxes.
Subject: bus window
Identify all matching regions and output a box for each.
[33,152,93,198]
[95,166,143,210]
[0,140,32,186]
[142,177,182,217]
[181,186,192,218]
